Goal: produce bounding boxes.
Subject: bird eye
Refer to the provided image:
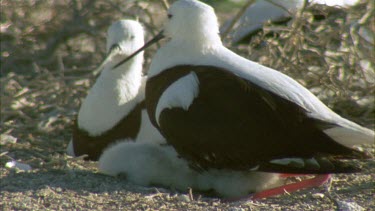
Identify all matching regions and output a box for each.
[168,14,173,19]
[110,44,121,52]
[130,35,135,39]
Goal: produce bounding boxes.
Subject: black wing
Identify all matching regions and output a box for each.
[146,65,367,173]
[72,101,144,160]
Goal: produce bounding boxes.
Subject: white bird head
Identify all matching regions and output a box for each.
[113,0,221,68]
[106,20,145,56]
[164,0,221,46]
[95,20,145,75]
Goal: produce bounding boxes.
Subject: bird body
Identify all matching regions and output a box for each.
[99,141,280,198]
[141,0,374,173]
[67,20,164,160]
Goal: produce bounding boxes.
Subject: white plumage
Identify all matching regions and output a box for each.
[155,71,200,125]
[99,142,280,198]
[77,20,145,136]
[67,20,164,159]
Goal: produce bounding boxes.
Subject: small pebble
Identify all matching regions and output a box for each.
[312,193,325,199]
[228,208,245,211]
[5,160,32,171]
[337,201,364,211]
[0,134,17,145]
[178,194,191,202]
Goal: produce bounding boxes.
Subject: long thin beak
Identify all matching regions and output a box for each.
[113,31,165,69]
[92,44,122,76]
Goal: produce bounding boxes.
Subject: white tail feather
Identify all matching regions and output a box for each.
[324,126,375,148]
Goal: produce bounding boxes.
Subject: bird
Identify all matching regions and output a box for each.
[99,141,280,198]
[222,0,304,43]
[115,0,374,199]
[66,20,164,161]
[222,0,361,43]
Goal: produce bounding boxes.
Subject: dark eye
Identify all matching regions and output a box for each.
[110,44,121,52]
[168,14,173,19]
[130,35,135,39]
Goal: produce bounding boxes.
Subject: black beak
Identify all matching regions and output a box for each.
[113,31,165,69]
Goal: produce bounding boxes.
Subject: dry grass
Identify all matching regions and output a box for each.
[1,0,374,210]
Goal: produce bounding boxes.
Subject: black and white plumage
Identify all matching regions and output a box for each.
[118,0,374,175]
[80,19,280,199]
[147,65,370,173]
[66,20,164,161]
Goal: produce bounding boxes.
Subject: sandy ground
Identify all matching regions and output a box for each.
[1,157,374,210]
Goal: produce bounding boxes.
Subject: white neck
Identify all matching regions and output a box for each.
[148,39,221,78]
[78,56,143,136]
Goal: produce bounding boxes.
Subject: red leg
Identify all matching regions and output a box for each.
[251,174,331,200]
[222,174,331,202]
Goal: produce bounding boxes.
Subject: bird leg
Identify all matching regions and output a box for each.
[222,174,331,202]
[251,174,331,200]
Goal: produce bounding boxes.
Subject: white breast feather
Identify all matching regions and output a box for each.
[135,110,166,145]
[77,68,142,136]
[155,71,200,126]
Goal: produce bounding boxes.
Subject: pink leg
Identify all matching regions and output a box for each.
[222,174,331,202]
[251,174,331,200]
